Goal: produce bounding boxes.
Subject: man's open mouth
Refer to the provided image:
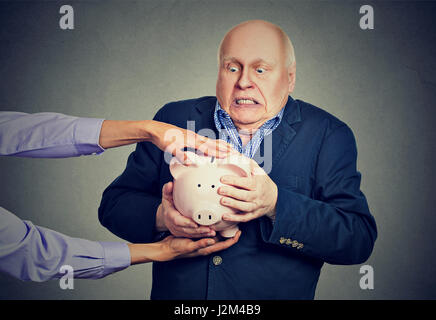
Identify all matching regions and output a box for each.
[233,97,260,105]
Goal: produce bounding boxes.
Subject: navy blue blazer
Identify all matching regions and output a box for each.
[98,96,377,299]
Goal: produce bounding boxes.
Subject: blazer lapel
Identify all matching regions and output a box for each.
[271,96,301,166]
[191,96,219,136]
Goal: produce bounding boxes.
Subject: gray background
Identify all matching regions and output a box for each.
[0,0,435,299]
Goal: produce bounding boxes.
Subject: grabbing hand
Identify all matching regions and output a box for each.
[148,121,233,164]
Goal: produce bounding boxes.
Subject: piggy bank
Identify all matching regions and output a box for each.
[169,153,251,238]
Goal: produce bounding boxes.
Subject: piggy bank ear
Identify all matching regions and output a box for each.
[169,152,208,179]
[217,154,251,177]
[169,157,190,179]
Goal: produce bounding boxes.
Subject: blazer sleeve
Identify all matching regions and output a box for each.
[98,109,166,243]
[260,124,377,265]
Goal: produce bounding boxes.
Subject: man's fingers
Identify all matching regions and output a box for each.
[222,211,255,223]
[172,212,198,229]
[220,175,256,191]
[162,182,174,198]
[220,196,256,213]
[169,221,215,238]
[218,185,254,202]
[179,226,214,236]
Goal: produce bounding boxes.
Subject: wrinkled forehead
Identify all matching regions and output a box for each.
[219,23,287,66]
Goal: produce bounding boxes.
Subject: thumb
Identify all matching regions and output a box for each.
[250,159,265,176]
[162,182,174,200]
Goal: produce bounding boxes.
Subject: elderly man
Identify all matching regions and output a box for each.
[99,20,377,299]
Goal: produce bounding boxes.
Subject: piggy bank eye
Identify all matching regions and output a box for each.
[197,184,201,187]
[211,185,215,188]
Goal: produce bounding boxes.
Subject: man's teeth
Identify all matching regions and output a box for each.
[236,99,256,105]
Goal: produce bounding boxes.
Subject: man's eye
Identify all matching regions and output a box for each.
[256,68,266,74]
[229,66,239,72]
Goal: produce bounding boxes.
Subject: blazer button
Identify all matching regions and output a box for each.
[279,237,286,244]
[297,243,304,249]
[213,256,223,266]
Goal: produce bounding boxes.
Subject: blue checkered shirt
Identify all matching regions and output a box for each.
[213,100,285,158]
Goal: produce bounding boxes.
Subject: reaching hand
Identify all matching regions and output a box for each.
[148,120,233,164]
[158,231,242,261]
[128,231,241,264]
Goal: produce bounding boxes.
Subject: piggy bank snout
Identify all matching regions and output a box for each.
[193,209,221,226]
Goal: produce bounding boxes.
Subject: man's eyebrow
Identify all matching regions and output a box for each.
[221,57,239,64]
[221,56,275,66]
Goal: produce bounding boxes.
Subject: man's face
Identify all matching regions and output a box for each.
[216,24,294,131]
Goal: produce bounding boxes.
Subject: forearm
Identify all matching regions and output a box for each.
[98,119,156,149]
[128,242,163,264]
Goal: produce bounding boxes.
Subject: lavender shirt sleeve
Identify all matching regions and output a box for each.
[0,112,131,281]
[0,207,131,281]
[0,111,105,158]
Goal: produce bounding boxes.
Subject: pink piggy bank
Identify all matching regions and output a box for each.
[169,153,251,238]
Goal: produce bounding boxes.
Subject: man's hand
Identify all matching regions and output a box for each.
[148,120,233,164]
[218,159,278,222]
[128,231,241,264]
[156,182,217,238]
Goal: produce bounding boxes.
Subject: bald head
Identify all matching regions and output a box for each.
[218,20,295,68]
[215,20,297,131]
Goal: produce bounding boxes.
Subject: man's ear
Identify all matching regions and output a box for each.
[288,61,296,93]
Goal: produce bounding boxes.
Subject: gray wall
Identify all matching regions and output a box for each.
[0,0,435,299]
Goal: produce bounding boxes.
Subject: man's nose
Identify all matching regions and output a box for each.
[237,70,254,89]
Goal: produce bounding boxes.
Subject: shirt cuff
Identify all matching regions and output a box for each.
[74,118,106,155]
[99,242,131,277]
